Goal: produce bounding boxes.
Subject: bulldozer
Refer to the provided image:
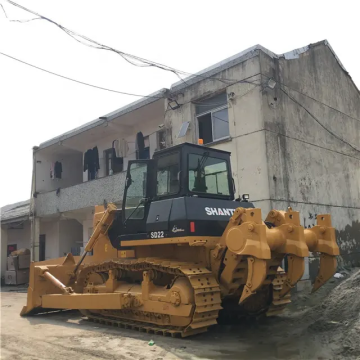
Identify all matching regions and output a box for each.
[21,142,339,337]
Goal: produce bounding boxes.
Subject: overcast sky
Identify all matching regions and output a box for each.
[0,0,359,207]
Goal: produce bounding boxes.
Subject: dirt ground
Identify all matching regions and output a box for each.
[0,270,358,360]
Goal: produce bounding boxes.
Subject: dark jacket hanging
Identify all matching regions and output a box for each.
[84,149,92,172]
[84,148,100,180]
[93,146,100,171]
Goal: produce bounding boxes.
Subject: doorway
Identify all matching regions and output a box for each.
[39,234,46,261]
[7,244,17,256]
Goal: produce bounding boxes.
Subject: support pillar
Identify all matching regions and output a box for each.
[31,217,40,262]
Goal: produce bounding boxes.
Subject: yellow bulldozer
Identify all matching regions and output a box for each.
[21,142,339,337]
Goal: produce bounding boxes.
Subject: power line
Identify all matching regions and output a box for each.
[282,82,360,123]
[4,0,254,86]
[261,73,360,123]
[280,87,360,153]
[0,51,165,99]
[0,2,40,22]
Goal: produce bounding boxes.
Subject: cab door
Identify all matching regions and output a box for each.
[121,160,155,237]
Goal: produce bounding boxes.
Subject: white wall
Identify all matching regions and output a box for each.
[35,151,83,193]
[40,220,59,260]
[59,219,83,256]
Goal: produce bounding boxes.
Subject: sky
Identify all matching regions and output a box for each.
[0,0,359,207]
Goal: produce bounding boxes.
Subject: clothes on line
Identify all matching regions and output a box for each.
[50,162,54,179]
[54,161,62,179]
[50,161,62,179]
[84,146,100,181]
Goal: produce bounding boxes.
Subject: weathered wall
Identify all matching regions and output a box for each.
[166,52,271,213]
[260,42,360,271]
[59,219,83,256]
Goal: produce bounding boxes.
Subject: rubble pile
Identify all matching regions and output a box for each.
[309,269,360,359]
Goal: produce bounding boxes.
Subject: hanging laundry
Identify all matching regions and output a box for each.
[54,161,62,179]
[84,147,100,181]
[50,162,55,179]
[110,140,124,174]
[118,139,129,158]
[83,149,92,172]
[93,146,100,171]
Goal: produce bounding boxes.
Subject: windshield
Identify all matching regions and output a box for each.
[188,153,230,196]
[156,152,180,196]
[124,162,147,219]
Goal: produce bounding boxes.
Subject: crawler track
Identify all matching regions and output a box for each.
[78,258,222,337]
[77,258,290,336]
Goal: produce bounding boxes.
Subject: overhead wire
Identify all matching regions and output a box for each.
[260,73,360,123]
[0,2,40,22]
[9,1,353,151]
[280,87,360,152]
[0,51,165,98]
[281,83,360,123]
[4,0,253,86]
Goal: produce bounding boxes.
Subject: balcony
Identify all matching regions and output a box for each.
[35,171,126,217]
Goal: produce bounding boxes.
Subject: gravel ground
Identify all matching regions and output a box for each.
[0,272,356,360]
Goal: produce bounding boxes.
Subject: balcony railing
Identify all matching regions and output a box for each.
[35,171,126,217]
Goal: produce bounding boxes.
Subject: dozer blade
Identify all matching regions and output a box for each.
[312,253,337,293]
[239,257,267,304]
[20,256,81,316]
[279,255,305,297]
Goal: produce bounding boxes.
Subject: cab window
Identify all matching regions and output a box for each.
[156,152,180,196]
[124,162,147,219]
[188,153,230,196]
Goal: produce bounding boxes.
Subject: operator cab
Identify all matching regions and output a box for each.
[154,142,234,201]
[108,143,254,247]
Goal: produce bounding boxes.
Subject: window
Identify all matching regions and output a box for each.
[105,149,123,176]
[156,152,180,196]
[105,149,114,176]
[188,153,230,196]
[196,93,229,144]
[124,162,148,219]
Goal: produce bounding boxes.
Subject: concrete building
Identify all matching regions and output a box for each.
[30,40,359,280]
[1,200,31,279]
[1,199,82,280]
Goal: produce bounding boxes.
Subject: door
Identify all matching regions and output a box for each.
[39,234,46,261]
[122,160,154,236]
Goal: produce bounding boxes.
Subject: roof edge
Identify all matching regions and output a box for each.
[170,45,270,93]
[37,88,169,151]
[36,40,358,152]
